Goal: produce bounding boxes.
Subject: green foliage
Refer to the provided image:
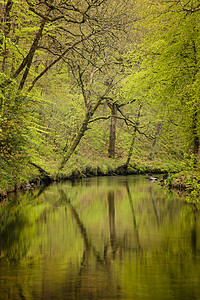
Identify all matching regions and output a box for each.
[1,0,200,195]
[167,152,200,205]
[37,70,85,153]
[169,170,200,206]
[0,81,32,190]
[124,9,200,157]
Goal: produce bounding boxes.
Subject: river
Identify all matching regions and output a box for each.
[0,175,200,300]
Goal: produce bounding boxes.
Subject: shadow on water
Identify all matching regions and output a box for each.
[0,175,200,299]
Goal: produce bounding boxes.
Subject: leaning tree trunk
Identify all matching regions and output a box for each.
[0,14,47,89]
[59,100,102,170]
[59,82,114,170]
[108,103,117,158]
[59,112,91,170]
[124,126,137,167]
[18,17,47,90]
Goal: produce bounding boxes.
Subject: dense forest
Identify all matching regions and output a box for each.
[0,0,200,201]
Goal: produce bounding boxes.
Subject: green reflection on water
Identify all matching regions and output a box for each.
[0,175,200,300]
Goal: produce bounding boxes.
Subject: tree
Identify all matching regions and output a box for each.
[0,0,13,72]
[0,81,31,188]
[123,2,200,162]
[1,0,116,90]
[57,0,138,169]
[58,60,116,170]
[108,102,117,158]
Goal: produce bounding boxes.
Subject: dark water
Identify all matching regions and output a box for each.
[0,175,200,300]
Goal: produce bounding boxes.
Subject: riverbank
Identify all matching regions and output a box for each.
[1,153,200,207]
[0,156,180,199]
[167,170,200,206]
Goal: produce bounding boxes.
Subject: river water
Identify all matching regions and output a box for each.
[0,175,200,300]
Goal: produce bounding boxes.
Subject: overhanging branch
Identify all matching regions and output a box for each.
[28,33,95,92]
[180,0,200,12]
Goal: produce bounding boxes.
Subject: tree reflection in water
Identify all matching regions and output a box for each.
[0,175,200,300]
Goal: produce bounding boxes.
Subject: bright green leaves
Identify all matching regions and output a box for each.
[124,6,200,158]
[0,81,31,190]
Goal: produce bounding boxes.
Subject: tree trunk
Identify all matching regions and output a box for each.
[59,83,113,170]
[0,15,47,89]
[125,126,137,167]
[1,0,13,72]
[18,17,47,90]
[0,3,3,29]
[125,106,141,167]
[59,113,91,170]
[150,123,163,160]
[108,103,117,158]
[191,41,199,155]
[192,110,199,155]
[59,101,101,170]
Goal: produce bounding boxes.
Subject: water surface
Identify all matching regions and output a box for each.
[0,175,200,299]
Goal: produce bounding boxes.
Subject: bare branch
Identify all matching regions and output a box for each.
[28,33,94,92]
[179,0,200,12]
[89,115,112,123]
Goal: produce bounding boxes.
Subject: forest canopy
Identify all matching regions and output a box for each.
[0,0,199,193]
